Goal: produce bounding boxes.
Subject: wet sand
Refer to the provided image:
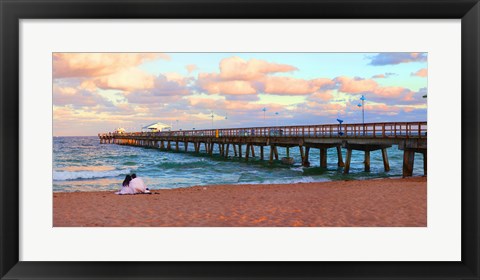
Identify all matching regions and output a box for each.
[53,177,426,227]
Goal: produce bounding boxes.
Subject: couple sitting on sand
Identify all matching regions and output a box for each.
[115,173,151,195]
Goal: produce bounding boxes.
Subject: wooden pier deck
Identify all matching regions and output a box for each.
[99,122,427,177]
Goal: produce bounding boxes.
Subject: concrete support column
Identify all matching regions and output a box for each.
[423,151,427,176]
[269,145,274,163]
[220,144,224,157]
[245,144,250,161]
[303,147,310,167]
[225,144,230,158]
[320,148,327,168]
[402,150,415,177]
[344,149,353,174]
[260,146,264,160]
[364,150,370,172]
[299,146,305,163]
[381,148,390,172]
[336,146,345,167]
[250,145,255,157]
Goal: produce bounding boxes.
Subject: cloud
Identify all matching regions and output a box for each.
[126,74,192,103]
[126,91,184,105]
[411,68,428,77]
[197,73,257,95]
[308,90,334,102]
[53,53,169,79]
[186,95,284,115]
[372,74,386,79]
[197,57,334,96]
[372,86,409,98]
[372,72,396,79]
[368,53,427,66]
[335,76,378,93]
[186,64,198,73]
[95,68,156,91]
[218,56,297,81]
[261,76,334,95]
[335,75,423,102]
[196,56,300,96]
[53,84,114,108]
[302,102,346,117]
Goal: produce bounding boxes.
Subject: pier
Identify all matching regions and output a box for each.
[99,121,427,177]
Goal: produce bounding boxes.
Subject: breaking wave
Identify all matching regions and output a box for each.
[53,169,131,181]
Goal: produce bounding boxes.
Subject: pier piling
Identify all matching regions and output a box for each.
[364,150,371,172]
[336,146,344,167]
[320,148,327,168]
[381,148,390,171]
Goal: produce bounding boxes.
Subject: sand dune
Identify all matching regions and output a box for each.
[53,177,426,227]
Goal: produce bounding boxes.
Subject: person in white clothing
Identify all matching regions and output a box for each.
[115,175,136,195]
[129,173,150,194]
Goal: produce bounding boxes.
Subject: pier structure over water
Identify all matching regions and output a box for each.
[99,122,427,177]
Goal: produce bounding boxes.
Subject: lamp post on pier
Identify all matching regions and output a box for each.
[358,95,366,135]
[360,95,365,125]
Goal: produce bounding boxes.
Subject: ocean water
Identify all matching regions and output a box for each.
[53,136,425,192]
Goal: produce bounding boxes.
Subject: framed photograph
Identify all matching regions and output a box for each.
[1,0,479,279]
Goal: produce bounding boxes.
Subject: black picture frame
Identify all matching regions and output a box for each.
[1,0,479,279]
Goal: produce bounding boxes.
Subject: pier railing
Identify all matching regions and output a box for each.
[100,122,427,139]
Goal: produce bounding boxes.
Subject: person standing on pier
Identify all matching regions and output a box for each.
[130,173,150,194]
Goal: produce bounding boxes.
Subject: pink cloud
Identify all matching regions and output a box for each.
[186,64,198,73]
[218,56,297,81]
[372,74,386,79]
[411,68,428,77]
[53,84,113,107]
[402,91,416,101]
[197,73,257,95]
[53,53,169,79]
[303,102,345,116]
[204,80,257,95]
[372,86,408,98]
[95,68,156,91]
[163,73,191,87]
[263,76,315,95]
[198,58,334,96]
[336,76,378,93]
[262,77,335,95]
[308,90,334,102]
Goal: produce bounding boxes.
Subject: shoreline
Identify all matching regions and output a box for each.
[53,177,427,227]
[52,175,416,194]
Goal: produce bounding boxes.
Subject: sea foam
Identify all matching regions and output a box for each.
[53,169,131,181]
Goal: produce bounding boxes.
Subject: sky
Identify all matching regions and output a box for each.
[53,52,427,136]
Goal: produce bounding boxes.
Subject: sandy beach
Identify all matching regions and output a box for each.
[53,177,426,227]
